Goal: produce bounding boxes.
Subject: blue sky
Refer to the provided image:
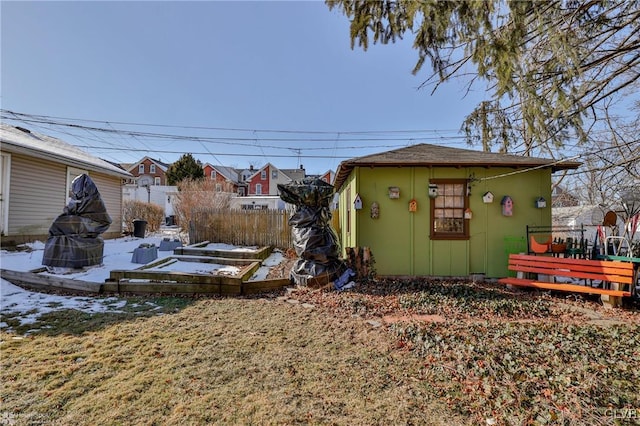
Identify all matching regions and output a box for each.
[1,1,487,175]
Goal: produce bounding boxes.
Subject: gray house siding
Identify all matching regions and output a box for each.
[7,153,66,238]
[91,172,124,238]
[1,124,131,244]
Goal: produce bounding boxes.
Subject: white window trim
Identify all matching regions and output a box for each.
[138,164,145,174]
[150,164,156,173]
[0,153,11,235]
[256,183,262,195]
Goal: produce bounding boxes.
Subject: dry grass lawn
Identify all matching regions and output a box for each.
[2,279,639,425]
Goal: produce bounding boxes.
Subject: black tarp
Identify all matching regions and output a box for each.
[42,174,112,268]
[278,178,344,285]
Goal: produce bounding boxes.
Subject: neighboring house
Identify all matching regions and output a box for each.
[122,184,177,219]
[552,185,580,207]
[202,163,247,195]
[319,169,335,185]
[0,124,132,243]
[228,195,288,211]
[553,204,608,230]
[553,204,639,254]
[245,163,306,196]
[332,143,581,279]
[281,166,306,182]
[125,156,170,186]
[237,166,255,189]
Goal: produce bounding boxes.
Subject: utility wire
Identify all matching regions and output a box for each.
[3,109,637,179]
[1,109,462,135]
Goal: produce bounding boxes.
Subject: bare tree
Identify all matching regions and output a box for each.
[567,101,640,209]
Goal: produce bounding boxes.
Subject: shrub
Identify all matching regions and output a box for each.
[172,178,233,230]
[122,200,165,234]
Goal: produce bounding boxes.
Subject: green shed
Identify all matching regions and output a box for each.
[333,144,581,279]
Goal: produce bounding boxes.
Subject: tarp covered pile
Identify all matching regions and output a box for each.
[278,178,344,286]
[42,174,112,268]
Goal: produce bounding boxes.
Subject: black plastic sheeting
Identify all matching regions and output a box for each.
[278,178,344,285]
[42,174,112,268]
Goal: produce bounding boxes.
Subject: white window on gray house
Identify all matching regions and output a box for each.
[261,170,267,180]
[211,170,217,179]
[138,164,144,174]
[272,169,278,179]
[256,184,262,195]
[150,164,156,173]
[154,177,161,185]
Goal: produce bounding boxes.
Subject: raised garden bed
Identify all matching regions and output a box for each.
[105,254,287,295]
[173,241,272,261]
[1,245,291,296]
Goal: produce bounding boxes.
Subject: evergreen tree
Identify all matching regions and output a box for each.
[327,1,640,156]
[165,153,204,185]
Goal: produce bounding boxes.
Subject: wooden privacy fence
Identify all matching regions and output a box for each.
[189,208,293,248]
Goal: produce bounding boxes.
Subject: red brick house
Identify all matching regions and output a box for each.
[202,163,247,195]
[245,163,306,195]
[124,157,170,186]
[319,170,335,185]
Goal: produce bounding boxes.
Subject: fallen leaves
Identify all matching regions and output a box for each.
[286,277,640,424]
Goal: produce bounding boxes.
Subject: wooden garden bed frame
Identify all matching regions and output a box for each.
[173,241,273,261]
[0,245,290,296]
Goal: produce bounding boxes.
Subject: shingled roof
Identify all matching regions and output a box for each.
[333,143,581,191]
[1,124,132,178]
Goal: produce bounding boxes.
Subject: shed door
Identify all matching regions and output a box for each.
[0,153,9,235]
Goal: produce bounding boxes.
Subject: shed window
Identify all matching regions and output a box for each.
[430,179,469,240]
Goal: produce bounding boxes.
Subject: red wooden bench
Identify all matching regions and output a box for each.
[498,254,635,297]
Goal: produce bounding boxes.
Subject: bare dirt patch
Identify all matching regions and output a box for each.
[382,314,446,324]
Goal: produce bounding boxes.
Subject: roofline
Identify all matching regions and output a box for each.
[126,156,169,172]
[333,160,581,191]
[246,162,275,181]
[203,163,242,184]
[2,140,132,179]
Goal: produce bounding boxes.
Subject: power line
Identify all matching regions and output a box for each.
[1,112,467,145]
[0,109,462,135]
[3,109,637,179]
